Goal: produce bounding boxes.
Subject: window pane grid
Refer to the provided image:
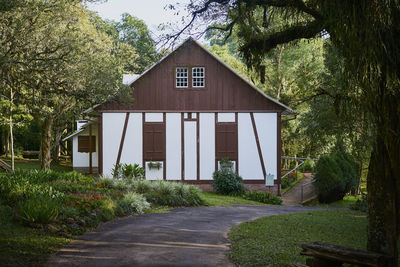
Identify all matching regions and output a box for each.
[176,67,188,87]
[192,67,205,87]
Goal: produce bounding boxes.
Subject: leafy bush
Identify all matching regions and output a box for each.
[212,169,245,196]
[99,198,117,221]
[314,147,358,203]
[303,160,314,172]
[130,180,204,207]
[116,192,150,216]
[243,191,282,205]
[112,163,145,179]
[17,195,59,224]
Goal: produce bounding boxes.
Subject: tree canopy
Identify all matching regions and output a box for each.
[175,0,399,264]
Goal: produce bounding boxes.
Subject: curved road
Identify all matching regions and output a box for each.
[47,205,321,267]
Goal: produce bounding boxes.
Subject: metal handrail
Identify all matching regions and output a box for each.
[281,160,305,179]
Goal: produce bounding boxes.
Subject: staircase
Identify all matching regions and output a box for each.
[282,173,316,205]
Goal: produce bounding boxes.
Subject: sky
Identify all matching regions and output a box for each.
[86,0,191,40]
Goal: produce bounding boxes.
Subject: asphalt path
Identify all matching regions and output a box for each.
[47,205,322,267]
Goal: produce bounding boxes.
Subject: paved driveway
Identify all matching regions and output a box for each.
[47,205,321,267]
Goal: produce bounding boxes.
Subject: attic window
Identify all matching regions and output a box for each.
[176,67,188,87]
[192,67,205,87]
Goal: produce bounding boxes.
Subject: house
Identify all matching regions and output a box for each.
[64,38,295,194]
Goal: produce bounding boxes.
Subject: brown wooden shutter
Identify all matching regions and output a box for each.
[143,123,165,160]
[215,123,238,160]
[78,136,96,152]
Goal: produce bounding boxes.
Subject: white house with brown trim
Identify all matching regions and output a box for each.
[64,38,295,194]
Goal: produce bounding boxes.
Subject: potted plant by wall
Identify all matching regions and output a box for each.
[148,161,162,170]
[219,157,233,169]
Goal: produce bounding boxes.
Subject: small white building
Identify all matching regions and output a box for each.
[64,38,295,194]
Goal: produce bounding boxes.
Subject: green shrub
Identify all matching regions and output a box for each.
[243,190,282,205]
[212,169,245,196]
[99,198,116,221]
[130,180,204,207]
[314,147,358,203]
[17,195,59,224]
[112,163,145,179]
[303,160,314,172]
[116,192,150,216]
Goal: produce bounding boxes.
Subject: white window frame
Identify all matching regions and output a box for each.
[176,67,188,88]
[192,67,205,88]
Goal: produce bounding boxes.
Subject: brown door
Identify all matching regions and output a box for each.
[143,123,165,161]
[215,123,238,162]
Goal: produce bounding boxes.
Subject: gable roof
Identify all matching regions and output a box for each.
[123,37,295,115]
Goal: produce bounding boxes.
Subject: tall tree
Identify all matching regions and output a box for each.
[173,1,400,264]
[0,0,136,169]
[116,13,159,73]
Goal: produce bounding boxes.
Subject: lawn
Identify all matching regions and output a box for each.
[0,205,70,266]
[199,191,269,206]
[1,156,72,172]
[228,209,400,266]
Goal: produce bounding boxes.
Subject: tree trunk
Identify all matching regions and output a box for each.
[367,117,399,266]
[40,118,53,169]
[52,128,61,162]
[9,113,14,171]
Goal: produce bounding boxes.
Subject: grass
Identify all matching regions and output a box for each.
[199,192,268,206]
[0,205,70,266]
[229,209,367,266]
[307,195,362,208]
[1,156,72,172]
[229,209,400,266]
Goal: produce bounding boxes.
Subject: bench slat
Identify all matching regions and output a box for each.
[300,242,389,267]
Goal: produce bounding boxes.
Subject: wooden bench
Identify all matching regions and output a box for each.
[299,242,391,267]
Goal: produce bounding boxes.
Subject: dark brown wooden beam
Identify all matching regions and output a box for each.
[89,124,92,174]
[98,113,103,175]
[197,112,200,180]
[277,112,282,196]
[116,113,130,166]
[181,112,185,181]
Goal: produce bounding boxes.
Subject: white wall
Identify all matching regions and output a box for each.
[72,124,98,167]
[184,121,197,180]
[145,161,164,180]
[254,113,277,180]
[166,113,181,180]
[238,113,264,180]
[120,113,143,167]
[98,111,278,182]
[145,113,163,122]
[217,113,235,122]
[199,113,215,180]
[102,113,126,176]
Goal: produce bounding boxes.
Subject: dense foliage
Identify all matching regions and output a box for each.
[212,169,246,196]
[177,1,400,262]
[0,169,204,236]
[314,146,358,203]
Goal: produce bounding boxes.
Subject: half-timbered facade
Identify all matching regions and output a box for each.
[65,38,295,194]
